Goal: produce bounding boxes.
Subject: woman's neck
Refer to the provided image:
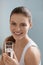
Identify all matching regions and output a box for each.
[15,35,30,46]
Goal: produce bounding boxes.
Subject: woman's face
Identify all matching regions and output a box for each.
[10,14,32,40]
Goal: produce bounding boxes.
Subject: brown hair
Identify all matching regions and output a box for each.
[10,6,32,23]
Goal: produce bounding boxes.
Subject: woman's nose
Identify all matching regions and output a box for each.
[15,25,20,31]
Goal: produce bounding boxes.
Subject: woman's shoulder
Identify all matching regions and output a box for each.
[24,46,41,65]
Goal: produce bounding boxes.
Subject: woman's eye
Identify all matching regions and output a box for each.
[11,22,16,25]
[21,23,27,26]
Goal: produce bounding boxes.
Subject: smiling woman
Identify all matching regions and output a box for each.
[0,6,41,65]
[10,14,31,40]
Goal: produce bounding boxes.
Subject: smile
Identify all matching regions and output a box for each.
[13,32,23,36]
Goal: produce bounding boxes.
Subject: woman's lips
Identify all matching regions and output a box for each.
[13,32,23,36]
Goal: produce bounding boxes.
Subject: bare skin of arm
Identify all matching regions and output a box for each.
[0,36,41,65]
[0,40,19,65]
[24,46,41,65]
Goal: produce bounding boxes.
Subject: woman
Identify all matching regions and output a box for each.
[0,6,41,65]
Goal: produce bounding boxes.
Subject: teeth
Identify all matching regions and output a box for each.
[15,32,21,35]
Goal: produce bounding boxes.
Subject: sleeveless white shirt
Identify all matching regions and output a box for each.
[19,38,41,65]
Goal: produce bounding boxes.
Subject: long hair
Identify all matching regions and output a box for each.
[10,6,32,23]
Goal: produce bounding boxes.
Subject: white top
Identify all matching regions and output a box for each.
[19,38,41,65]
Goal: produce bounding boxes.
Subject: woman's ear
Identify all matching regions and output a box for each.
[29,22,32,29]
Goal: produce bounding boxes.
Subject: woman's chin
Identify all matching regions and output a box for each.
[13,35,24,41]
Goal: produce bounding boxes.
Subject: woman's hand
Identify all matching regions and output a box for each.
[2,53,19,65]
